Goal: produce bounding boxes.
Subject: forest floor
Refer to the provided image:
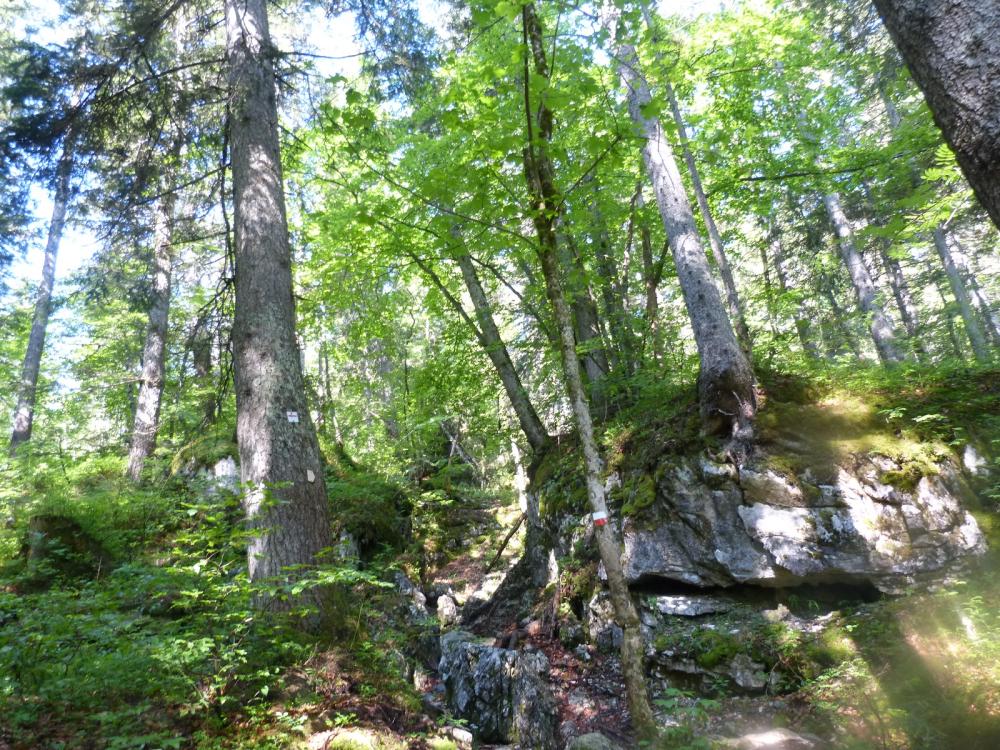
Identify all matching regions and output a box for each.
[2,364,1000,749]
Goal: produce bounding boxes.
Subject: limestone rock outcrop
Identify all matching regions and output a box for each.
[556,451,985,595]
[438,630,558,749]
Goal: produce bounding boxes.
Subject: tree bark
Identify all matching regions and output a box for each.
[819,279,863,361]
[665,82,753,357]
[191,317,217,425]
[823,193,904,364]
[590,191,637,377]
[873,0,1000,230]
[126,191,176,480]
[932,227,989,361]
[966,274,1000,350]
[521,5,656,739]
[950,237,1000,349]
[877,244,924,358]
[769,226,819,358]
[859,182,925,360]
[453,246,551,455]
[920,255,963,358]
[639,217,663,362]
[9,134,74,456]
[225,0,332,613]
[616,38,756,443]
[560,233,611,412]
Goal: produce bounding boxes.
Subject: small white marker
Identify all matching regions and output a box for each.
[286,410,299,423]
[306,469,316,483]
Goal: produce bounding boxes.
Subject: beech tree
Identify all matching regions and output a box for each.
[8,130,74,455]
[823,191,904,365]
[613,10,757,445]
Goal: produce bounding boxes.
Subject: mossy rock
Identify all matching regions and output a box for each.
[757,393,950,485]
[620,473,656,516]
[693,629,743,669]
[533,442,589,519]
[170,428,238,476]
[328,468,412,557]
[879,460,938,493]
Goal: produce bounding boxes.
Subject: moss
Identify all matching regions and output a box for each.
[880,462,936,493]
[807,627,856,667]
[758,393,951,487]
[561,559,598,613]
[692,629,742,669]
[533,443,588,519]
[621,473,657,516]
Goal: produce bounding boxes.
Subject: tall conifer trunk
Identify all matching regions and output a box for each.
[225,0,332,612]
[949,237,1000,349]
[9,134,74,456]
[932,228,989,361]
[873,0,1000,230]
[126,191,176,480]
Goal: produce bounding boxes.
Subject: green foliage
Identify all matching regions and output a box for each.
[0,461,402,748]
[652,687,718,749]
[327,462,412,557]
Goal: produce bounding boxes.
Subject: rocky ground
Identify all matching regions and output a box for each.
[199,393,1000,749]
[326,416,999,750]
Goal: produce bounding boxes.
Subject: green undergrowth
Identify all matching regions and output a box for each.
[0,452,181,565]
[535,361,1000,522]
[326,458,412,558]
[800,574,1000,749]
[756,361,1000,504]
[0,449,426,749]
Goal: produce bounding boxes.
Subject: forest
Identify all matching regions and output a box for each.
[1,0,999,748]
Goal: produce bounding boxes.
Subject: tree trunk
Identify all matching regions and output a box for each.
[873,0,1000,230]
[9,134,74,456]
[617,39,755,443]
[590,194,637,377]
[191,318,217,425]
[225,0,332,613]
[950,237,1000,349]
[758,235,780,358]
[877,245,924,357]
[521,5,656,739]
[920,256,963,358]
[453,247,551,455]
[665,82,753,357]
[966,274,1000,349]
[823,193,904,364]
[819,275,863,361]
[126,192,176,480]
[560,233,611,412]
[770,226,819,358]
[932,227,989,361]
[860,182,925,359]
[639,217,663,362]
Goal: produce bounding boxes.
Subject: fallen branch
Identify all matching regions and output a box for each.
[486,513,525,573]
